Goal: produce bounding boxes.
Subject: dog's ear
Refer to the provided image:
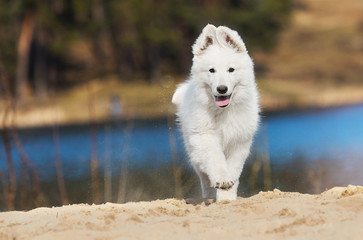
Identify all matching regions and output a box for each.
[216,26,246,53]
[192,24,217,56]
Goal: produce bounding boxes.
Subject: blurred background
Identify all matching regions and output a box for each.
[0,0,362,211]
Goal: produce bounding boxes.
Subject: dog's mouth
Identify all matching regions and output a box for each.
[215,95,231,108]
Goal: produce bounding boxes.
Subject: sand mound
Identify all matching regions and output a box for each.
[1,185,363,240]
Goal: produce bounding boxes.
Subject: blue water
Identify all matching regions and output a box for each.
[261,104,363,163]
[1,120,184,179]
[1,104,363,181]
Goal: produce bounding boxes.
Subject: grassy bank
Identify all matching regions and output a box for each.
[0,152,343,211]
[1,76,363,128]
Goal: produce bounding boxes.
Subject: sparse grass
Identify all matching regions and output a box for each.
[255,0,363,85]
[0,76,179,128]
[1,154,342,210]
[259,78,363,110]
[1,74,363,128]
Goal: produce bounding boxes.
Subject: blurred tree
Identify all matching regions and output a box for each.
[0,0,291,99]
[16,13,35,103]
[108,0,291,81]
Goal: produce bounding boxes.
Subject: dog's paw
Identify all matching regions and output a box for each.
[213,180,234,190]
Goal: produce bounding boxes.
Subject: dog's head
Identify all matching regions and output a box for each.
[191,24,255,108]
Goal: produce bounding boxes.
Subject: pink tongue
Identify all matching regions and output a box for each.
[216,96,230,107]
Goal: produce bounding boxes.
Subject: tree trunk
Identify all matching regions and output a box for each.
[16,14,36,103]
[0,51,17,210]
[52,0,64,14]
[92,0,114,75]
[34,27,48,101]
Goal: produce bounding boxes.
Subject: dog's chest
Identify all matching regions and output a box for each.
[214,111,248,149]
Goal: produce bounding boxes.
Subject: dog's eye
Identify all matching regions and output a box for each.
[228,67,235,73]
[209,68,215,73]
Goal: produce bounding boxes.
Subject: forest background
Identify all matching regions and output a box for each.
[0,0,362,126]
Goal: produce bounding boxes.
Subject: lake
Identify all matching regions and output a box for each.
[1,104,363,208]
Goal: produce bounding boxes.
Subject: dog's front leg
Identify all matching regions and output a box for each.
[188,133,234,192]
[216,140,253,201]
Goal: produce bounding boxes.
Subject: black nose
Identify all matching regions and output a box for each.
[217,85,228,94]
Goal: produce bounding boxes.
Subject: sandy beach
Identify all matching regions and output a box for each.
[1,185,362,240]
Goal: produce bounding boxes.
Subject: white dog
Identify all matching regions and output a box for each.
[172,24,260,201]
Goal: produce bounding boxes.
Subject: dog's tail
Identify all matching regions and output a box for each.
[172,82,188,105]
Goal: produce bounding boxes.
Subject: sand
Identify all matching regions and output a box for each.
[1,185,363,240]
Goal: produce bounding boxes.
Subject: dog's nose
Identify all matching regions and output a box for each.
[217,85,228,94]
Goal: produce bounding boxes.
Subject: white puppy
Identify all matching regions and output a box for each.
[172,24,260,201]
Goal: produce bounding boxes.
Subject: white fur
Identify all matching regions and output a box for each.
[172,24,260,201]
